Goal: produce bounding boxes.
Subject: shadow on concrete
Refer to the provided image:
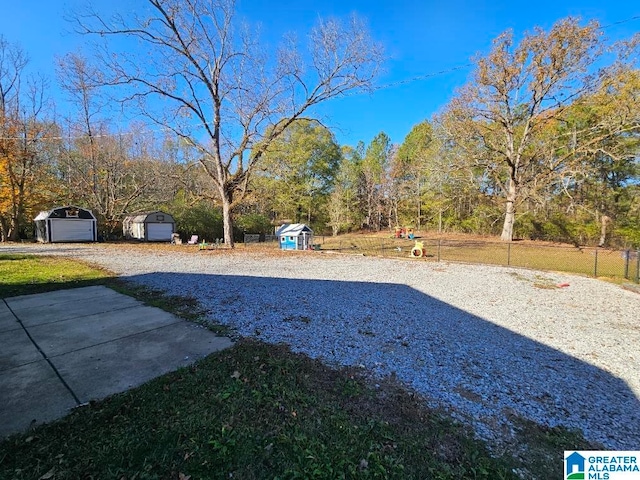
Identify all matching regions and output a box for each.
[124,271,639,450]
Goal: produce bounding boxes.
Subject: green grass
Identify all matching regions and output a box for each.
[0,253,113,297]
[509,416,596,478]
[0,253,600,479]
[0,340,521,480]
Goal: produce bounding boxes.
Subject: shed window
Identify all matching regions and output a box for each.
[156,215,165,221]
[289,236,294,241]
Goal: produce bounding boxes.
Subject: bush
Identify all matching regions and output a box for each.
[236,213,273,234]
[173,203,224,242]
[614,226,640,249]
[458,205,501,235]
[515,213,601,246]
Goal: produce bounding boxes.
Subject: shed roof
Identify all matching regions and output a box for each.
[123,211,175,223]
[276,223,313,236]
[34,206,96,221]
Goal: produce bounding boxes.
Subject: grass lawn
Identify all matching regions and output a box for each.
[0,253,113,297]
[0,252,597,479]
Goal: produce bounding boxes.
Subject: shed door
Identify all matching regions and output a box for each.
[147,223,173,241]
[50,219,94,242]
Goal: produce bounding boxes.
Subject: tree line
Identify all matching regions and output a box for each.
[1,2,638,247]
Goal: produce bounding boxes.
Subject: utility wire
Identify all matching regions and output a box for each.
[1,14,639,142]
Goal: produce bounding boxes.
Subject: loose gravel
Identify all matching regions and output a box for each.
[3,243,639,449]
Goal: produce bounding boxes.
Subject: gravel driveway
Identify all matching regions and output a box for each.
[3,243,639,449]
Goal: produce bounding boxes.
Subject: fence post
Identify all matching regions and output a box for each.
[507,242,511,266]
[437,239,441,262]
[381,239,385,257]
[624,250,630,280]
[636,250,640,283]
[594,247,598,277]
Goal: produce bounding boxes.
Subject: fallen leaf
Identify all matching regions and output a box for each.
[38,468,55,480]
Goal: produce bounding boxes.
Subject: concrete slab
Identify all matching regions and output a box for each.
[0,285,233,439]
[29,305,181,357]
[0,328,43,371]
[5,285,118,311]
[0,360,78,438]
[13,294,143,328]
[0,301,20,333]
[52,322,233,402]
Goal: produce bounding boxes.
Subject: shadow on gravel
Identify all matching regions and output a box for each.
[127,272,639,450]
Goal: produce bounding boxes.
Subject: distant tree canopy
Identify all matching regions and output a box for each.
[0,14,638,248]
[252,119,342,227]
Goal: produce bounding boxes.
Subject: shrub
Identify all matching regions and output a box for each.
[173,203,224,242]
[236,213,273,234]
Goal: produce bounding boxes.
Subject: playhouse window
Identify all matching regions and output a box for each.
[289,236,294,241]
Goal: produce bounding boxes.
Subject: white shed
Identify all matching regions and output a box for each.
[34,206,97,243]
[123,211,176,241]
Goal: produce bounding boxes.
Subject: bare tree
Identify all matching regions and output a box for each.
[58,54,170,235]
[74,0,382,246]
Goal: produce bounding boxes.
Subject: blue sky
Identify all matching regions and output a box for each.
[1,0,638,147]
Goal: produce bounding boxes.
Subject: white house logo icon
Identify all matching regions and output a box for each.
[566,452,586,479]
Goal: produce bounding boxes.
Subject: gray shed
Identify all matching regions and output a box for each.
[123,211,176,241]
[34,206,97,243]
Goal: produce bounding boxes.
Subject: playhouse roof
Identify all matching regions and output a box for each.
[276,223,313,236]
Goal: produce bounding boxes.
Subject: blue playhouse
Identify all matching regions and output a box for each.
[276,223,314,250]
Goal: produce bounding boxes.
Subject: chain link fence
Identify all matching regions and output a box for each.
[243,233,639,283]
[243,234,279,244]
[311,236,640,283]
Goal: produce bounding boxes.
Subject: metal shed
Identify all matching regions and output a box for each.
[275,223,313,250]
[123,211,176,241]
[34,206,97,243]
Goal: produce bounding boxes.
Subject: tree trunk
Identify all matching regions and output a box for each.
[221,190,234,248]
[501,179,517,241]
[599,215,611,247]
[8,216,19,241]
[0,217,8,242]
